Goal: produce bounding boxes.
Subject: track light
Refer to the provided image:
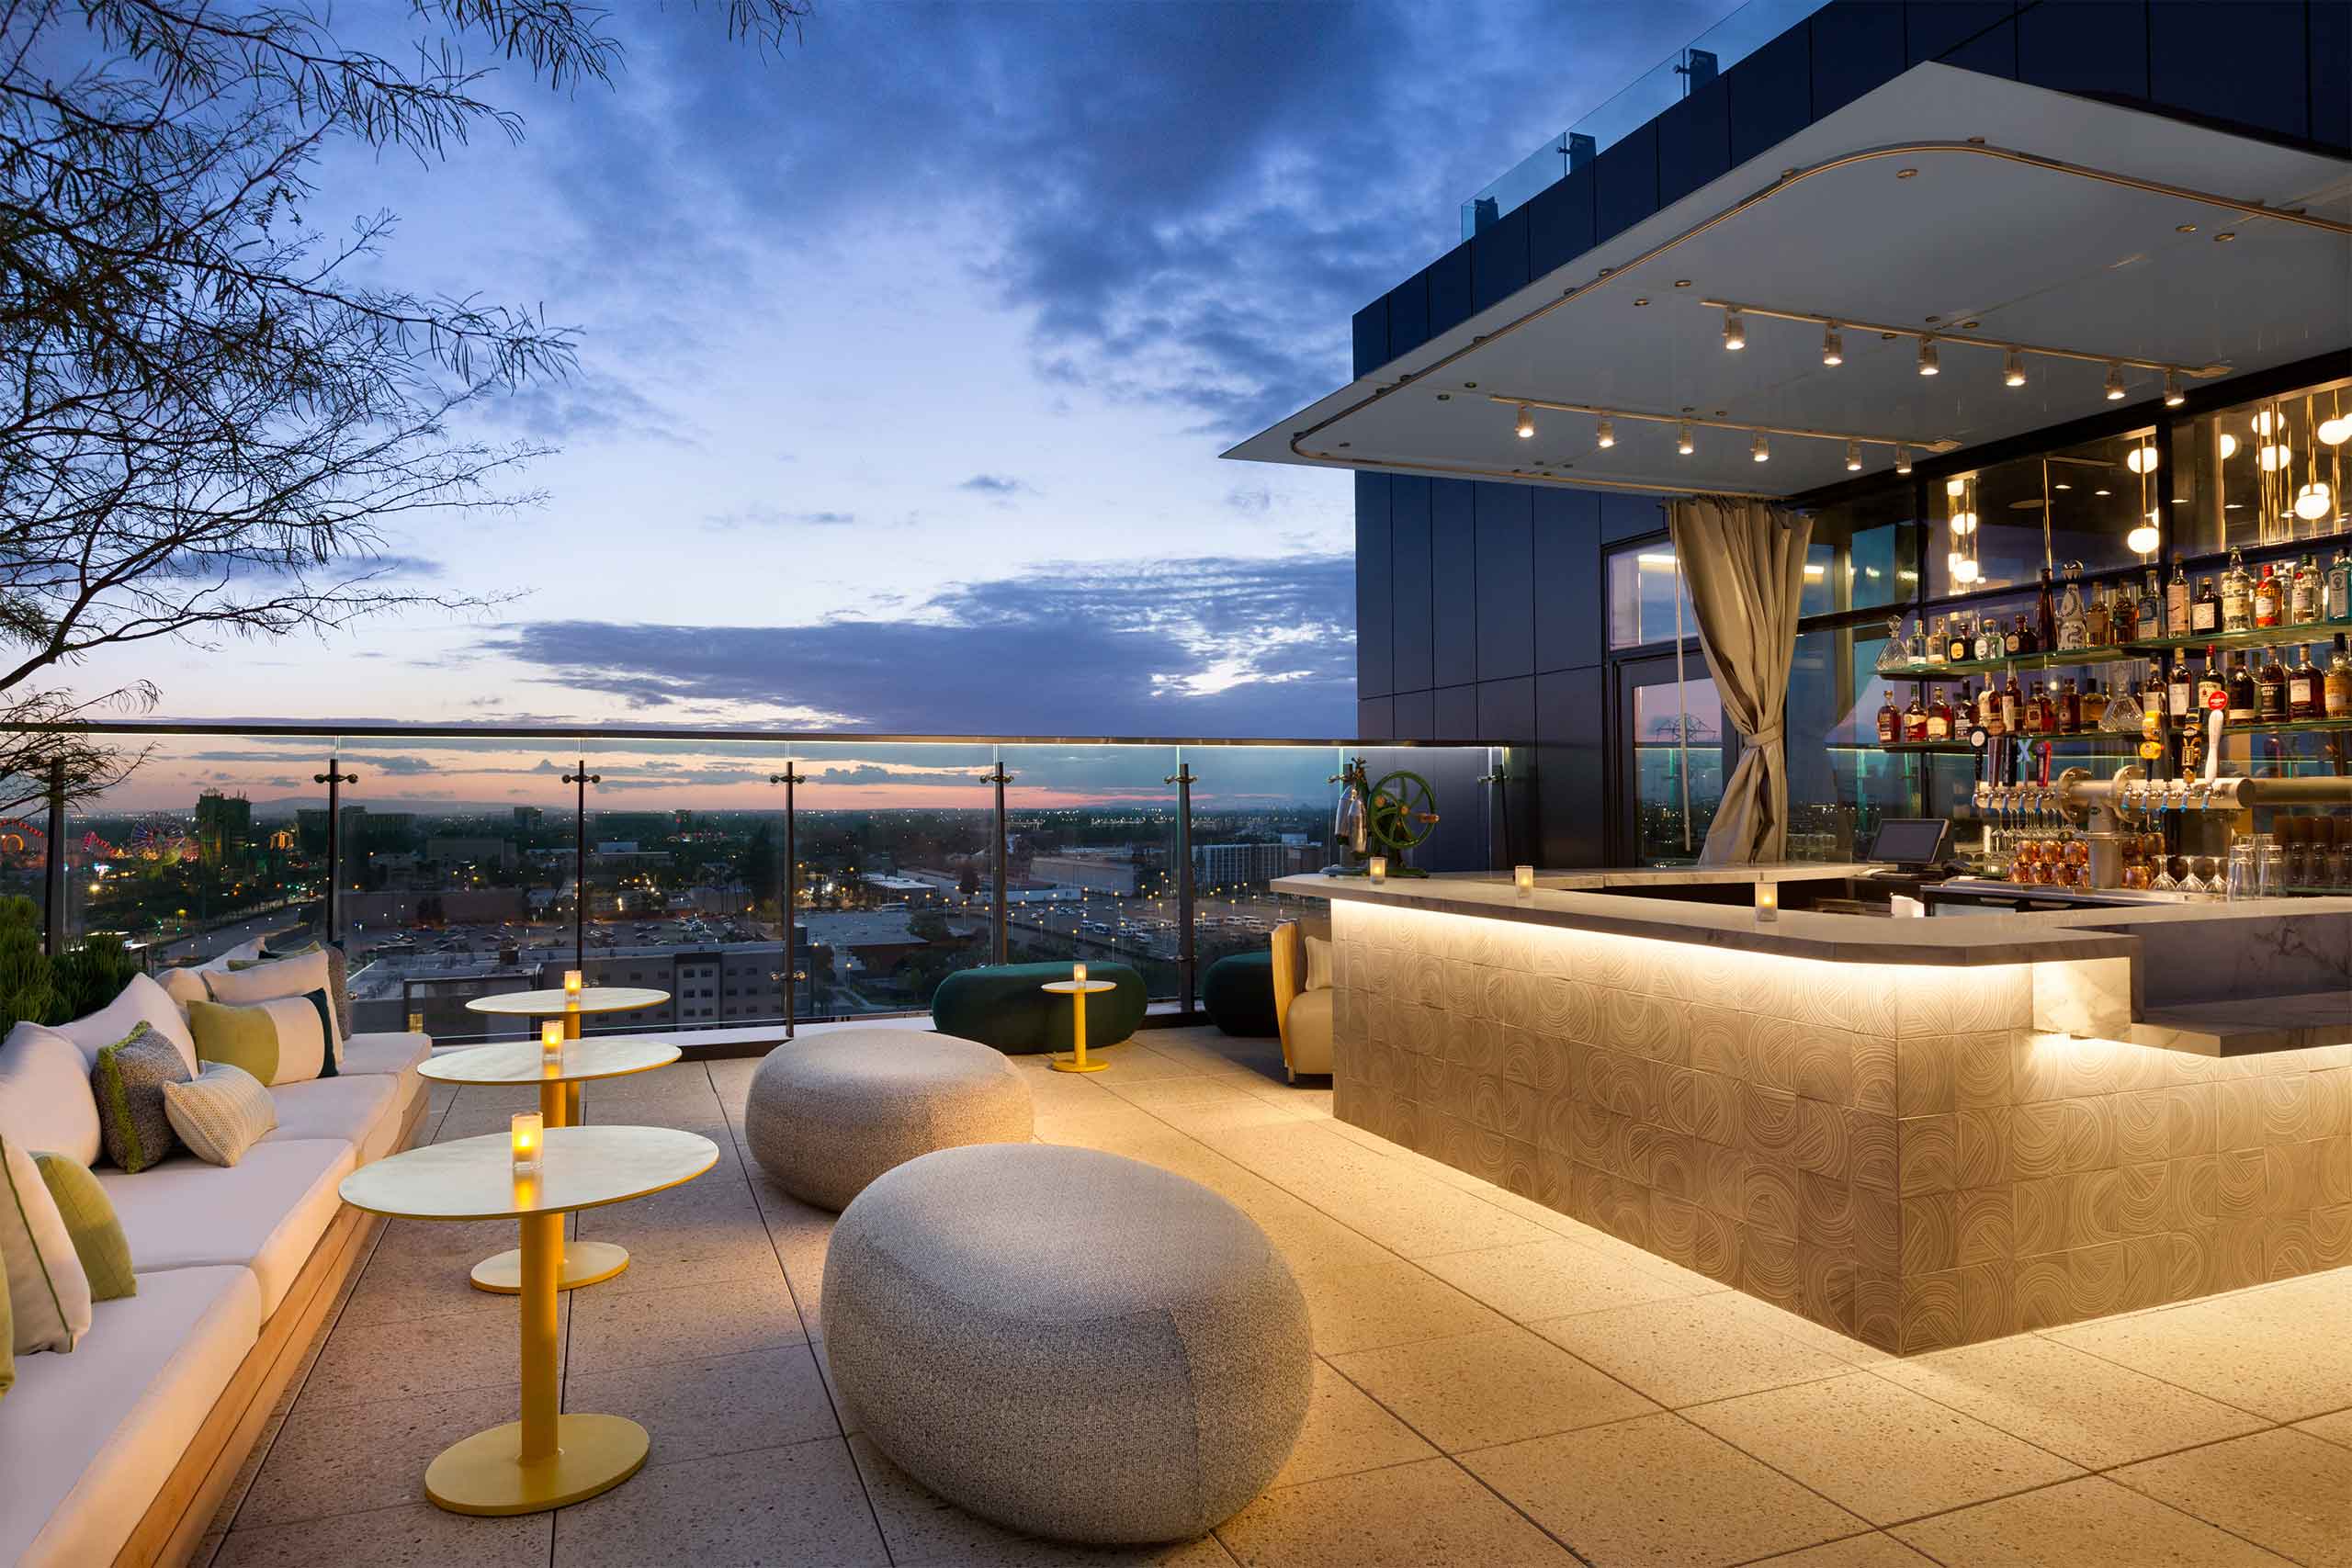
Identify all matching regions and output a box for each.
[1675,422,1694,456]
[1894,443,1912,475]
[1595,417,1615,449]
[1916,336,1939,376]
[1845,440,1862,472]
[2163,370,2184,407]
[2104,363,2126,400]
[1515,404,1534,439]
[1821,324,1843,367]
[2003,349,2025,388]
[1722,309,1746,351]
[1750,430,1769,463]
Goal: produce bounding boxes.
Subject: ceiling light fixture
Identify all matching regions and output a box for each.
[2163,370,2185,407]
[2295,481,2333,521]
[2319,415,2351,446]
[2125,445,2158,475]
[2219,432,2240,459]
[1676,422,1694,456]
[1821,323,1843,367]
[1722,309,1746,351]
[1515,405,1535,440]
[1596,417,1615,449]
[2003,349,2026,388]
[1894,444,1912,475]
[2104,363,2126,400]
[2258,442,2292,472]
[1751,430,1769,463]
[1917,336,1939,377]
[1846,440,1862,472]
[2126,514,2161,555]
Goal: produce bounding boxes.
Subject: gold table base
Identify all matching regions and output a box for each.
[469,1237,629,1293]
[424,1412,649,1515]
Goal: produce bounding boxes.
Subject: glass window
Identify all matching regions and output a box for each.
[1629,676,1722,864]
[1783,624,1917,862]
[1803,480,1919,618]
[1928,426,2164,599]
[2169,374,2350,559]
[1608,544,1696,649]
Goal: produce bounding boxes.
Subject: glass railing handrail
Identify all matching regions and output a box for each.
[1460,0,1826,241]
[10,720,1504,748]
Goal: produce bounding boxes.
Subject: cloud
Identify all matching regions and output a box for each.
[702,505,857,529]
[956,475,1030,497]
[477,552,1356,736]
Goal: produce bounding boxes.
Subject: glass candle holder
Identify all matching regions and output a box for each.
[1367,856,1388,884]
[406,1010,424,1035]
[1072,962,1088,984]
[510,1111,543,1174]
[563,969,582,998]
[1755,881,1781,922]
[1513,864,1535,897]
[540,1020,564,1066]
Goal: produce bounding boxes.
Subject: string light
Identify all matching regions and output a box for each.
[2104,363,2126,400]
[1675,421,1694,456]
[1821,323,1843,367]
[2003,349,2025,388]
[1722,309,1746,351]
[1845,439,1862,471]
[1750,430,1769,463]
[1515,404,1534,440]
[1917,337,1939,377]
[1595,417,1615,449]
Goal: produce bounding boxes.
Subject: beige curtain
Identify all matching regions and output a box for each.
[1668,495,1812,864]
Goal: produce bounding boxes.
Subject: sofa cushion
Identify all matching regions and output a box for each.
[0,1021,101,1167]
[34,1153,135,1301]
[0,1265,260,1568]
[344,1031,432,1106]
[266,1074,399,1162]
[204,950,342,1073]
[164,1064,278,1167]
[931,962,1148,1054]
[98,1137,355,1316]
[155,966,209,1010]
[57,974,198,1076]
[248,941,354,1040]
[91,1023,188,1173]
[2,1129,91,1353]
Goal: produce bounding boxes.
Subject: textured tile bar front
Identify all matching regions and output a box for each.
[1318,898,2351,1354]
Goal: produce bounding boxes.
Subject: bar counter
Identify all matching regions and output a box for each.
[1271,869,2352,1355]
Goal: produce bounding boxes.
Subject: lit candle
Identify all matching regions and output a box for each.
[1755,881,1780,922]
[563,969,582,998]
[1514,864,1535,897]
[541,1019,564,1066]
[406,1010,424,1035]
[511,1111,543,1172]
[1367,856,1388,884]
[1072,962,1087,984]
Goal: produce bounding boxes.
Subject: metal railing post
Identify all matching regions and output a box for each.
[985,762,1012,964]
[768,764,806,1039]
[563,761,600,972]
[42,757,66,956]
[1166,761,1196,1017]
[313,758,356,947]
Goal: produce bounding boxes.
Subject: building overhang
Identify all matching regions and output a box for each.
[1227,64,2352,501]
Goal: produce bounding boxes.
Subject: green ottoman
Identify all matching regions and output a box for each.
[1203,952,1278,1038]
[933,962,1148,1055]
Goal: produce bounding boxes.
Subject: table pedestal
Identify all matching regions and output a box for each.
[471,1021,627,1293]
[1046,979,1116,1074]
[430,1211,648,1514]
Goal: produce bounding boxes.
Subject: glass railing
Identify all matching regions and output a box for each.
[33,726,1504,1038]
[1460,0,1824,240]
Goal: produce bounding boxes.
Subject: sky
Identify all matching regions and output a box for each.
[59,0,1727,808]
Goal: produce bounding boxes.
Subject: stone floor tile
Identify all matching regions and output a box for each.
[1103,1074,1275,1111]
[566,1271,806,1372]
[1419,1236,1711,1323]
[1147,1097,1320,1135]
[1706,1288,1898,1368]
[1682,1371,2083,1526]
[1295,1258,1512,1355]
[215,1503,550,1567]
[549,1438,888,1566]
[1272,1359,1440,1487]
[810,1337,857,1435]
[1890,1475,2296,1566]
[2112,1427,2349,1567]
[297,1299,564,1413]
[1529,1292,1854,1408]
[850,1435,1239,1565]
[1215,1456,1576,1567]
[2046,1290,2352,1423]
[237,1382,521,1528]
[207,1406,285,1532]
[2298,1406,2352,1448]
[563,1346,839,1464]
[1460,1411,1871,1568]
[1875,1334,2268,1470]
[1328,1325,1658,1452]
[337,1241,524,1328]
[1738,1535,1939,1566]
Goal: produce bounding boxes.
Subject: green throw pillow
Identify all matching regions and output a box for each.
[32,1152,133,1301]
[0,1228,13,1401]
[187,998,281,1085]
[91,1022,188,1173]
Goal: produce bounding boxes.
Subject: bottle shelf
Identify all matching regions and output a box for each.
[1893,646,2145,680]
[2212,716,2352,738]
[2123,623,2352,658]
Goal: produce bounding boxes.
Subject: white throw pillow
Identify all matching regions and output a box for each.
[202,949,342,1068]
[1302,934,1334,992]
[0,1126,93,1352]
[155,966,209,1010]
[162,1063,278,1166]
[0,1021,102,1167]
[57,972,198,1076]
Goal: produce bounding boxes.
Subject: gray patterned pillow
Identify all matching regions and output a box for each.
[90,1021,189,1172]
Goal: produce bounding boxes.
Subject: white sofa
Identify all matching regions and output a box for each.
[0,945,431,1568]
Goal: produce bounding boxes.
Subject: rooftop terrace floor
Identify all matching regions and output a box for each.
[202,1025,2348,1567]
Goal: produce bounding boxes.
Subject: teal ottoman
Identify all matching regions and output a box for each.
[1203,952,1278,1038]
[933,962,1148,1055]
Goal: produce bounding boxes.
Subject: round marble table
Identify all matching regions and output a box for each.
[340,1124,718,1516]
[1042,977,1120,1074]
[422,1037,683,1292]
[464,987,670,1119]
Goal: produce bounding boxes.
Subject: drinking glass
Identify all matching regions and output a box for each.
[2226,838,2256,901]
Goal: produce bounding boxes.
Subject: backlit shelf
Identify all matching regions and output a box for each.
[2127,623,2352,657]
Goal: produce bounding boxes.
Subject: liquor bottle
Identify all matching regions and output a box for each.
[1903,692,1929,742]
[2226,652,2257,721]
[2143,669,2167,732]
[2196,647,2226,721]
[1974,615,1998,662]
[2081,679,2109,729]
[1905,616,1928,668]
[2000,672,2022,735]
[2019,681,2046,735]
[2290,555,2322,626]
[2037,567,2058,652]
[2003,615,2023,657]
[1877,689,1901,746]
[2167,649,2194,732]
[1947,615,1971,664]
[2056,570,2087,650]
[2056,677,2081,734]
[2329,547,2352,623]
[2191,574,2222,636]
[1927,615,1949,668]
[2256,647,2289,721]
[2165,561,2191,637]
[2134,568,2162,641]
[1979,679,2003,736]
[2222,547,2254,632]
[2326,634,2352,718]
[2288,644,2323,720]
[1927,686,1955,741]
[2085,584,2111,647]
[2254,563,2283,629]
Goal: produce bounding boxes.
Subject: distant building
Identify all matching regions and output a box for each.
[1032,852,1141,897]
[194,791,253,868]
[511,807,544,832]
[424,836,517,871]
[1192,842,1290,887]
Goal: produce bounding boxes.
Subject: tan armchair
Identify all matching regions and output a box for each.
[1269,918,1332,1082]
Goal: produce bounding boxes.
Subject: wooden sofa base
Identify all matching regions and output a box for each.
[117,1092,427,1568]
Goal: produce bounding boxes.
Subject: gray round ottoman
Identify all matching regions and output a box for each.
[823,1144,1311,1544]
[743,1030,1033,1211]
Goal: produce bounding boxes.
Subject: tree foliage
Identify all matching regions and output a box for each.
[0,0,806,809]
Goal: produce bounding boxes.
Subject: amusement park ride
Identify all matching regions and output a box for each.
[1327,758,1440,878]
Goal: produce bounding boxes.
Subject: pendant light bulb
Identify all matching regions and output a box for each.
[2318,416,2350,446]
[1845,439,1862,472]
[2294,481,2332,521]
[1675,421,1694,456]
[2103,362,2126,400]
[1917,336,1939,377]
[1514,404,1535,440]
[1750,430,1769,463]
[2002,349,2025,388]
[2125,445,2157,476]
[2253,409,2279,438]
[2258,442,2291,473]
[1894,443,1912,475]
[2126,520,2160,555]
[2162,370,2184,407]
[2218,432,2240,459]
[1953,556,1980,584]
[1722,309,1746,351]
[1950,509,1976,536]
[1595,417,1615,449]
[1821,324,1843,367]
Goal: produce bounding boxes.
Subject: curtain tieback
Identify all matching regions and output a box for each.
[1747,724,1785,747]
